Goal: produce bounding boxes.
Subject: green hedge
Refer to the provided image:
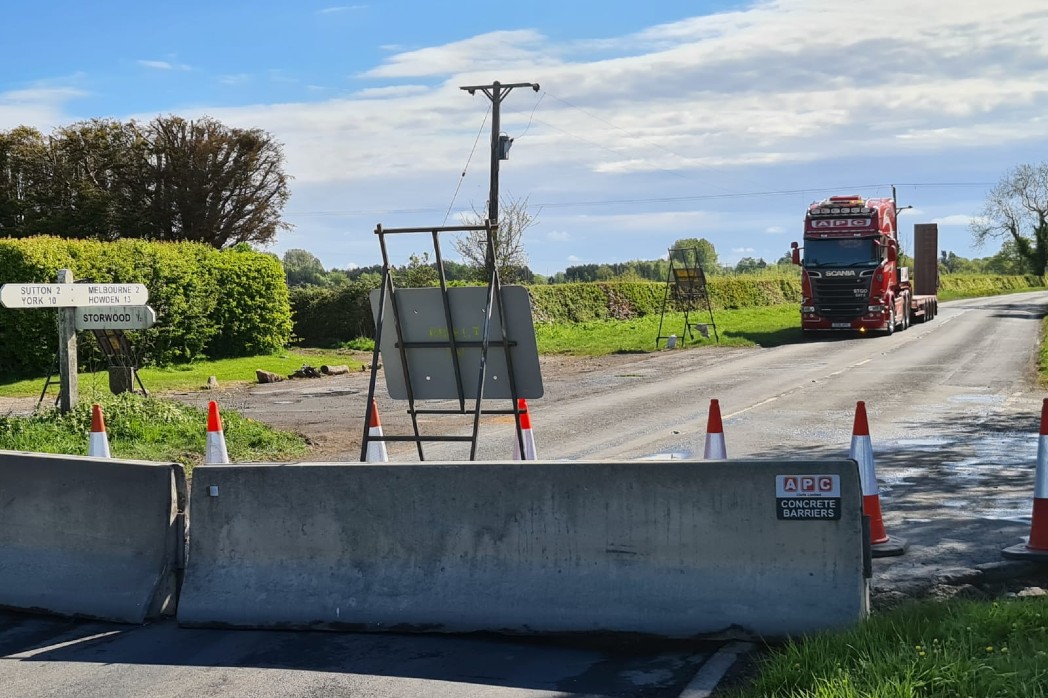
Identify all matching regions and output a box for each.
[938,274,1047,298]
[526,277,804,323]
[0,237,292,375]
[289,282,376,347]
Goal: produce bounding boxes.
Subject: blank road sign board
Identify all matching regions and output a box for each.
[0,283,149,309]
[370,285,543,400]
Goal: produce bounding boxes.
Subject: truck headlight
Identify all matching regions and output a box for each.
[867,305,883,312]
[802,305,815,313]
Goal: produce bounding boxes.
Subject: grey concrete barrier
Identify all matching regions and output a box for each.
[179,459,868,638]
[0,450,186,623]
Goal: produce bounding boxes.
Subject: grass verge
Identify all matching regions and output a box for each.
[535,304,802,355]
[0,392,307,476]
[724,598,1048,697]
[0,348,363,398]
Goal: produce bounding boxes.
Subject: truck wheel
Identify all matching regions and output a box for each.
[886,308,895,336]
[901,307,910,331]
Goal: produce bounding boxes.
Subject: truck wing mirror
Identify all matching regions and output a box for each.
[790,241,800,266]
[887,242,897,264]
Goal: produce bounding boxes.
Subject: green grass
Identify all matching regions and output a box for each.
[725,598,1048,698]
[0,348,363,398]
[0,392,307,476]
[534,304,802,355]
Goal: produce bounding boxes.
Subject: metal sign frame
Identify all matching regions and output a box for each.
[655,246,719,347]
[361,221,543,462]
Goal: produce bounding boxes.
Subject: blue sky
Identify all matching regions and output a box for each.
[3,0,1046,275]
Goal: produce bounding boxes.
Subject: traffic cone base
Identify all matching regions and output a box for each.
[863,494,908,557]
[1003,399,1048,560]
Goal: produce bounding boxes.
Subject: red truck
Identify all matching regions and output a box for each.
[790,193,938,335]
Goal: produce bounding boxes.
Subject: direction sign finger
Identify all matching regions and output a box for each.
[0,283,149,309]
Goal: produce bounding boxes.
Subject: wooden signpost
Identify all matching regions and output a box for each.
[0,270,152,412]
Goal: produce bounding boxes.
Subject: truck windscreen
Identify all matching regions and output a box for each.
[803,238,880,268]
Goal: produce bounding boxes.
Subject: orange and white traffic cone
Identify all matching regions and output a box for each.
[205,400,230,465]
[851,401,906,557]
[1003,398,1048,560]
[365,398,389,463]
[512,398,538,460]
[703,399,727,459]
[88,403,111,458]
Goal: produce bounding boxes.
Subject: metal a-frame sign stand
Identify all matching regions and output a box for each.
[655,246,719,348]
[360,221,542,461]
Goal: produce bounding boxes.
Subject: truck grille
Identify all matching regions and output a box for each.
[810,272,872,320]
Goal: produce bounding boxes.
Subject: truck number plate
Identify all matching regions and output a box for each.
[832,322,851,328]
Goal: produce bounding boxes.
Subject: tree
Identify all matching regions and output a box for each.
[397,252,439,287]
[983,239,1032,275]
[734,257,767,274]
[0,116,292,247]
[282,249,329,287]
[972,162,1048,275]
[454,195,537,283]
[146,115,292,247]
[670,237,718,272]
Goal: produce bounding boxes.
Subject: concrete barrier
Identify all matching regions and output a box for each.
[179,459,868,638]
[0,450,186,623]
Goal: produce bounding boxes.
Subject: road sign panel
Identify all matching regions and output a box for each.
[0,283,149,309]
[75,305,157,331]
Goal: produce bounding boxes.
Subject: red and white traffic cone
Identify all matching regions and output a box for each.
[205,400,230,465]
[366,398,389,463]
[1003,398,1048,560]
[703,399,727,460]
[88,403,111,458]
[851,401,906,557]
[512,398,538,460]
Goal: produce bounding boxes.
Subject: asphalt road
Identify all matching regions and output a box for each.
[3,291,1047,697]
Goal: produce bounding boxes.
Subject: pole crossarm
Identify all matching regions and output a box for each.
[459,81,541,101]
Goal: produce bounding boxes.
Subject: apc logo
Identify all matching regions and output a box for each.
[777,474,840,497]
[811,219,871,228]
[782,476,833,493]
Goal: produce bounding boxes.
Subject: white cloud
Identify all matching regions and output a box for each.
[363,30,557,79]
[567,255,583,262]
[765,225,783,234]
[933,214,988,226]
[138,59,191,71]
[219,74,251,86]
[353,85,430,99]
[0,85,86,131]
[732,247,755,253]
[317,5,364,14]
[546,230,570,242]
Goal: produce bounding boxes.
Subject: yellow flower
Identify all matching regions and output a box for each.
[985,646,994,653]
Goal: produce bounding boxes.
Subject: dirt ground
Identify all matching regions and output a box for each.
[163,351,695,462]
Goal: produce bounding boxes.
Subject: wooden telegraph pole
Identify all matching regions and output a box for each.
[56,269,78,412]
[458,80,539,273]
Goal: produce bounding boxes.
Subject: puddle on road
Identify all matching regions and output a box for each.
[949,394,1006,405]
[876,432,1036,523]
